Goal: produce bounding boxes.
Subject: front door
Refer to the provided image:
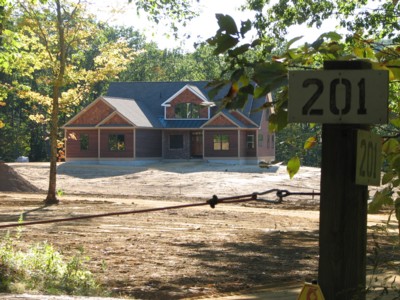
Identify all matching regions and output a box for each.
[190,131,203,158]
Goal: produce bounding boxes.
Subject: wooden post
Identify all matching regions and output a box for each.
[318,61,370,299]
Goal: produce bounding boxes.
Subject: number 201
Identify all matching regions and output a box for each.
[302,78,367,116]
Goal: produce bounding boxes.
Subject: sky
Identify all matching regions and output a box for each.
[87,0,339,52]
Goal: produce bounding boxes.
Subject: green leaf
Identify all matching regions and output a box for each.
[287,36,303,48]
[368,189,394,214]
[390,118,400,128]
[252,62,288,89]
[395,198,400,222]
[228,44,250,57]
[239,84,254,95]
[268,110,288,132]
[382,172,395,185]
[304,136,317,150]
[386,60,400,81]
[390,154,400,172]
[240,20,252,38]
[254,86,269,99]
[216,14,238,35]
[287,156,300,179]
[319,31,342,41]
[382,138,399,154]
[212,34,239,54]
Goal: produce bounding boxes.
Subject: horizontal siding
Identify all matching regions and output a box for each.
[100,129,134,158]
[136,129,162,158]
[66,130,98,158]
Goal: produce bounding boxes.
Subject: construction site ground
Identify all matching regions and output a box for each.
[0,162,398,299]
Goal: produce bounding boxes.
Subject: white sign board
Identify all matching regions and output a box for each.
[356,130,381,186]
[288,70,388,124]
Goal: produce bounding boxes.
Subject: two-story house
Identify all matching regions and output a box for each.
[62,81,275,165]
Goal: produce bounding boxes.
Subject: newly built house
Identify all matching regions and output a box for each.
[62,81,275,165]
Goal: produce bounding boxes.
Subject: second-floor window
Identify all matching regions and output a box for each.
[175,103,201,119]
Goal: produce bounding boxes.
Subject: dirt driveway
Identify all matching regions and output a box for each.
[0,162,396,299]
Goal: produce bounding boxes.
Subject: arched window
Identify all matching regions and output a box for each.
[175,103,201,119]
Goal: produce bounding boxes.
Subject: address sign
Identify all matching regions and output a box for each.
[288,70,388,124]
[356,130,381,186]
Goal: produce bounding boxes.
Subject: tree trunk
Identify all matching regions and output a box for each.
[44,0,65,205]
[44,84,60,204]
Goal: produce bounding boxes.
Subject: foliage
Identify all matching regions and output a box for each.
[0,223,102,296]
[275,123,321,168]
[207,1,400,235]
[133,0,199,35]
[120,42,226,81]
[5,0,135,202]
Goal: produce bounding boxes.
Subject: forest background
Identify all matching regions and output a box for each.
[0,0,320,168]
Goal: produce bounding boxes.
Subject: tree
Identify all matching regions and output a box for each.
[13,0,135,204]
[206,0,400,243]
[119,41,226,81]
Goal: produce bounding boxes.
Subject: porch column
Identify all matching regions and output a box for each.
[97,128,100,159]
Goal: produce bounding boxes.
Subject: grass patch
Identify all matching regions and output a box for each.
[0,217,105,296]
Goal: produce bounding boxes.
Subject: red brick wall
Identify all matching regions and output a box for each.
[165,89,209,119]
[103,114,131,125]
[99,129,134,158]
[70,100,114,125]
[204,114,236,127]
[65,130,98,158]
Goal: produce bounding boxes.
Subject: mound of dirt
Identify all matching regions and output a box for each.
[0,162,40,192]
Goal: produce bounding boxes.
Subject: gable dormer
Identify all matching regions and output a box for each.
[162,84,215,120]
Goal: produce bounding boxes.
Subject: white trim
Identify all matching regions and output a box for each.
[201,112,240,128]
[161,84,211,106]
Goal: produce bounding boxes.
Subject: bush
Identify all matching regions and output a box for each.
[0,223,104,296]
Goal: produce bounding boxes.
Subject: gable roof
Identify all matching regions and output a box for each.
[161,84,213,107]
[102,96,160,128]
[63,81,271,130]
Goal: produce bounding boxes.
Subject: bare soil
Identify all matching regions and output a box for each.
[0,162,397,299]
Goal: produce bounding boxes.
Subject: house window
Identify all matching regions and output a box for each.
[109,134,125,151]
[247,134,255,149]
[80,134,89,151]
[170,134,183,149]
[175,103,201,119]
[213,134,229,151]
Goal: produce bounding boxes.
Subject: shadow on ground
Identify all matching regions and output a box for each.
[111,230,319,299]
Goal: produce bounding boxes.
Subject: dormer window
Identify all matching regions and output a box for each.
[175,103,201,119]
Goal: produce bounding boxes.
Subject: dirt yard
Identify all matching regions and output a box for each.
[0,162,397,299]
